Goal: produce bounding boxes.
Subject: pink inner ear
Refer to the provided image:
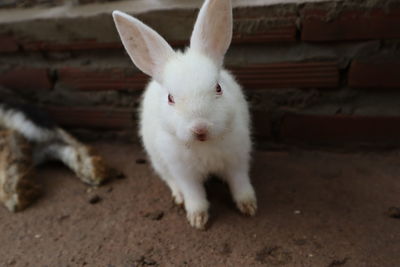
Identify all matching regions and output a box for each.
[116,17,153,76]
[113,11,175,82]
[190,0,233,66]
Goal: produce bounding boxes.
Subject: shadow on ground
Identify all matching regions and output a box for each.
[1,143,399,266]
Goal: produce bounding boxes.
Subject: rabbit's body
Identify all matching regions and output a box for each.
[114,0,257,229]
[141,71,251,191]
[141,55,251,179]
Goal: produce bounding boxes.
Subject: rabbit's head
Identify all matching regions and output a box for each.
[113,0,235,143]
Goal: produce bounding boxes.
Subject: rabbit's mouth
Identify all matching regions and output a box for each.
[195,133,207,142]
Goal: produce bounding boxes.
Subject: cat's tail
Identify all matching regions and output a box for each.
[0,102,57,143]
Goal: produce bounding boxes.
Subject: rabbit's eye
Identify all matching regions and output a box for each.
[216,83,223,95]
[168,94,175,104]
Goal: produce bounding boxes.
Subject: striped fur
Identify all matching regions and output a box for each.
[0,103,109,212]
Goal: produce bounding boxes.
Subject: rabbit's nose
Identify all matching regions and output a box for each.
[191,126,208,141]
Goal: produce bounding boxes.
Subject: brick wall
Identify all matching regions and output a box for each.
[0,0,119,9]
[1,0,400,146]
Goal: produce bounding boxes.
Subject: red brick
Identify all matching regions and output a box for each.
[232,26,297,44]
[349,60,400,89]
[280,113,400,144]
[0,35,18,53]
[21,28,296,52]
[164,27,297,46]
[252,110,273,138]
[233,10,297,43]
[58,68,148,91]
[20,25,295,53]
[0,68,52,91]
[22,39,186,51]
[231,61,339,89]
[302,8,400,41]
[23,40,122,51]
[42,106,134,130]
[58,62,339,92]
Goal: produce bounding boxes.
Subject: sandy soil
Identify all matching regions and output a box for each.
[1,143,400,266]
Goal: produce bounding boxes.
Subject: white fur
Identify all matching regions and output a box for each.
[190,0,233,66]
[113,0,257,229]
[0,105,56,142]
[112,10,175,83]
[0,105,72,165]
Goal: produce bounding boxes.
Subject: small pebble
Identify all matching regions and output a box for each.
[387,207,400,219]
[115,171,126,179]
[294,210,301,215]
[109,168,126,179]
[88,195,102,204]
[82,59,92,65]
[58,215,70,222]
[144,211,164,221]
[136,158,147,164]
[220,242,232,255]
[293,238,306,246]
[328,257,349,267]
[86,188,93,194]
[143,259,157,265]
[134,255,157,266]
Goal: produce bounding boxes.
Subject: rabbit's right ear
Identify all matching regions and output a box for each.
[190,0,232,67]
[113,11,175,82]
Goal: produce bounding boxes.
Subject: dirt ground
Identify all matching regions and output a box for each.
[1,143,400,266]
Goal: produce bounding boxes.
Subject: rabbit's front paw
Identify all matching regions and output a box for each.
[237,196,257,216]
[172,191,184,206]
[187,210,209,230]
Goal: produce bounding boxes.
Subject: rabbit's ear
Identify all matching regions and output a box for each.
[190,0,232,66]
[113,11,175,82]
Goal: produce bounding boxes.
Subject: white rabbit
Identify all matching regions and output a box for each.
[113,0,257,229]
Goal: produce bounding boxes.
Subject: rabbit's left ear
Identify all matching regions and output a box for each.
[113,11,175,82]
[190,0,233,67]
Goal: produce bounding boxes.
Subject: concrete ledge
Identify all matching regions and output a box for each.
[281,113,400,144]
[0,0,335,22]
[43,106,134,130]
[54,62,339,92]
[0,0,332,49]
[302,8,400,41]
